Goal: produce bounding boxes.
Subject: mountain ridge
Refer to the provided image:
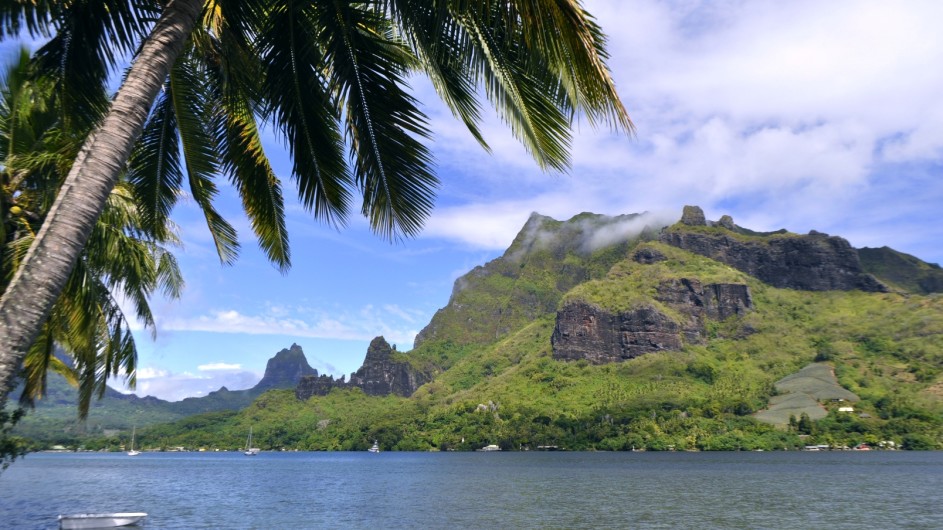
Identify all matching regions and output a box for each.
[12,206,943,451]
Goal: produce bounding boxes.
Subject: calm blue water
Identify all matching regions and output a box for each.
[1,451,941,529]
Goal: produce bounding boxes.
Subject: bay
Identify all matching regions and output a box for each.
[1,451,942,529]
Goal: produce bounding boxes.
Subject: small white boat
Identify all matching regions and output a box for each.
[244,427,260,456]
[368,440,380,453]
[58,512,147,529]
[477,444,502,452]
[127,427,140,456]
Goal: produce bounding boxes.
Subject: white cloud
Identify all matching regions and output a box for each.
[115,364,261,402]
[424,203,535,250]
[158,304,419,351]
[197,363,243,371]
[134,366,171,380]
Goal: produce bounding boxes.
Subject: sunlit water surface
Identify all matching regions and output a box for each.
[2,451,941,529]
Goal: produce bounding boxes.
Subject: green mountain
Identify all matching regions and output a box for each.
[21,207,943,452]
[858,246,943,294]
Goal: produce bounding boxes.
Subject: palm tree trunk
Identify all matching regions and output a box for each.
[0,0,204,400]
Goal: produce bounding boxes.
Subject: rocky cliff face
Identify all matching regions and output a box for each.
[660,206,886,292]
[552,247,754,364]
[551,301,684,363]
[295,337,429,400]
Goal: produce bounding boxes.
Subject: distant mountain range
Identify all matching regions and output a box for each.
[12,205,943,451]
[11,344,318,440]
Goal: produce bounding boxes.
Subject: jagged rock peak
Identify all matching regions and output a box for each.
[364,336,394,362]
[255,343,319,392]
[680,205,706,226]
[295,336,429,400]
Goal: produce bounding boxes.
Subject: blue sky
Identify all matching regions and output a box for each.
[5,0,942,401]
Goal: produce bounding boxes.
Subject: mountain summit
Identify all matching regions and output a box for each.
[253,343,319,392]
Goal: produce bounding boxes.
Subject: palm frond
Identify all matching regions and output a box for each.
[58,256,139,419]
[508,0,632,131]
[458,6,573,171]
[128,88,183,241]
[321,1,437,239]
[219,100,292,270]
[17,325,55,408]
[389,0,489,150]
[256,0,351,226]
[155,247,185,299]
[0,1,60,39]
[30,0,156,128]
[186,1,292,270]
[170,49,240,265]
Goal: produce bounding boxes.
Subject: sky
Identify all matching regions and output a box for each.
[4,0,942,401]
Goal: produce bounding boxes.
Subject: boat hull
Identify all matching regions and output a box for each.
[58,512,147,529]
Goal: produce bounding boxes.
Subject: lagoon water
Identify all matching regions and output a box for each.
[2,451,942,529]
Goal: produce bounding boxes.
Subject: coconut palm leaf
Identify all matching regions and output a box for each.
[499,0,632,130]
[216,98,292,270]
[170,48,240,264]
[30,1,157,128]
[458,6,572,171]
[320,1,437,239]
[17,326,56,407]
[0,1,67,39]
[128,86,182,242]
[389,0,489,150]
[256,0,351,227]
[196,13,291,271]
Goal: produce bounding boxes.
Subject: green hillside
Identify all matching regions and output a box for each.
[859,246,943,294]
[20,213,943,452]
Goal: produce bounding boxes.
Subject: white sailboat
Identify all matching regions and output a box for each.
[127,427,140,456]
[244,427,260,456]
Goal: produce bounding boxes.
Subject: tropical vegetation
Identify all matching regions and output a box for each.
[23,221,942,453]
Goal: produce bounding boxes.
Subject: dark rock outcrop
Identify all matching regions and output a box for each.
[348,337,430,396]
[293,373,342,398]
[253,343,320,392]
[551,302,683,363]
[295,337,430,400]
[552,279,753,364]
[660,217,887,292]
[680,205,707,226]
[633,247,667,264]
[654,278,753,343]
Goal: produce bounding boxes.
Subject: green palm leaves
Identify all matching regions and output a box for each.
[125,0,632,265]
[0,0,631,404]
[5,0,631,265]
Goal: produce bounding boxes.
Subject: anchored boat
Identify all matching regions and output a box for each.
[58,512,147,529]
